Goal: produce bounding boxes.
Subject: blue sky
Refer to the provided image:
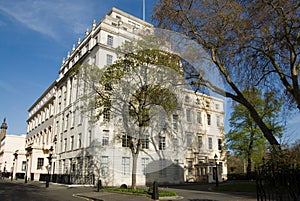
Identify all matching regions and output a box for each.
[0,0,299,143]
[0,0,155,135]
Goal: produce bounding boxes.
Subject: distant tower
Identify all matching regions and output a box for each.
[0,118,7,141]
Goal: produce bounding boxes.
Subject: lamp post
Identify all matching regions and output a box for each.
[214,153,219,187]
[25,153,29,183]
[45,146,53,188]
[13,152,18,180]
[4,161,6,177]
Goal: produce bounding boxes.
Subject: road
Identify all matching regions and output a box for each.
[0,179,257,201]
[0,179,93,201]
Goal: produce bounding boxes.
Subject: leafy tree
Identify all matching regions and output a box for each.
[153,0,300,147]
[282,140,300,164]
[74,40,183,188]
[227,88,284,175]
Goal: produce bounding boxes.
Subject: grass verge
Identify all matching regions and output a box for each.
[103,187,177,197]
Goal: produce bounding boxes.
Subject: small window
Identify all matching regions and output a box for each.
[102,130,109,146]
[64,138,67,152]
[173,138,178,151]
[208,137,213,150]
[78,133,82,148]
[207,114,211,125]
[103,101,111,122]
[206,101,210,108]
[218,139,222,150]
[101,156,109,176]
[197,112,202,124]
[141,157,149,175]
[106,54,113,65]
[186,133,193,147]
[217,115,221,127]
[141,135,149,149]
[122,157,130,176]
[173,114,178,130]
[122,133,130,147]
[186,109,191,122]
[198,135,203,148]
[159,136,166,150]
[21,161,26,171]
[187,161,193,175]
[107,35,113,46]
[37,158,44,169]
[70,136,74,150]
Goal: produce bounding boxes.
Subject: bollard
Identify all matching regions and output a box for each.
[97,179,102,192]
[152,181,159,200]
[45,175,49,188]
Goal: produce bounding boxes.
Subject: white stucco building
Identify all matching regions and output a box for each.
[0,119,27,180]
[26,7,227,186]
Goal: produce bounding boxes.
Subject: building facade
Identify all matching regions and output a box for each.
[0,119,27,180]
[26,81,56,181]
[26,7,227,186]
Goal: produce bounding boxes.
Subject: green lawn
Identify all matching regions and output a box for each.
[102,187,177,197]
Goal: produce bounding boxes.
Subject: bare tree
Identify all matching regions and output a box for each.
[153,0,300,147]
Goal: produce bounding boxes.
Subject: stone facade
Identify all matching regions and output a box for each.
[0,119,26,180]
[26,7,227,186]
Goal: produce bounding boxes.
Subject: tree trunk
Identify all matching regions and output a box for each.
[247,129,254,178]
[131,153,138,189]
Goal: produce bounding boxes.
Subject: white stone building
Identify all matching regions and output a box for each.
[0,119,27,180]
[26,7,227,186]
[26,81,56,181]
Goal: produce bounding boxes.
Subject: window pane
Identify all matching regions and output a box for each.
[207,114,211,125]
[173,114,178,130]
[198,135,203,148]
[141,158,149,175]
[159,136,166,150]
[141,135,149,149]
[187,133,193,147]
[186,109,191,122]
[208,137,212,149]
[101,156,109,176]
[37,158,44,169]
[122,157,130,175]
[107,35,113,46]
[106,54,113,65]
[197,112,202,124]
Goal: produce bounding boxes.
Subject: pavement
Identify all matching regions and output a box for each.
[3,179,257,201]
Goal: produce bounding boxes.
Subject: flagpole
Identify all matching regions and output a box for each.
[143,0,145,21]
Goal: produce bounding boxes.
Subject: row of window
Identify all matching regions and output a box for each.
[178,110,222,127]
[120,133,222,151]
[26,127,52,146]
[27,102,54,132]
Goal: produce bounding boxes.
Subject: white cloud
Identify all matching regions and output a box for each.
[0,0,96,41]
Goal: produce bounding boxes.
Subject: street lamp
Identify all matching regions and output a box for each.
[214,153,219,187]
[13,152,18,180]
[25,153,29,183]
[45,146,53,188]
